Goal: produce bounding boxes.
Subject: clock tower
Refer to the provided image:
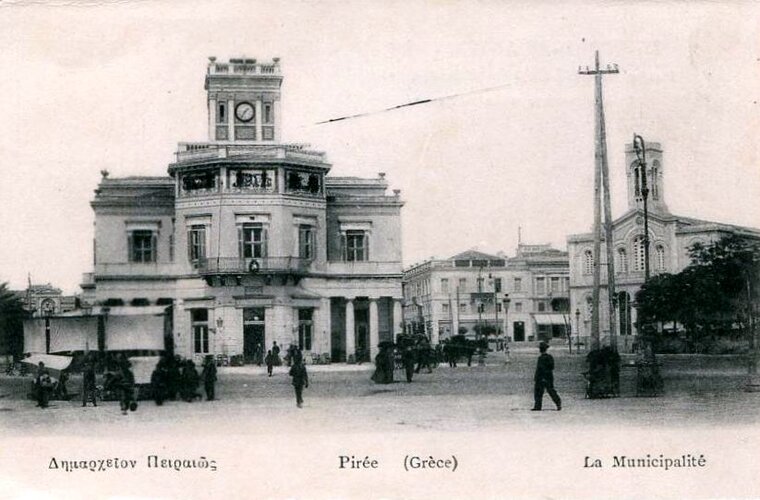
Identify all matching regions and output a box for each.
[205,56,283,143]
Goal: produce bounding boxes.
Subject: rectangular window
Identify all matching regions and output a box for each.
[550,277,560,293]
[298,225,314,260]
[538,302,546,312]
[298,308,313,351]
[514,278,522,292]
[477,277,484,291]
[128,230,156,263]
[494,278,502,293]
[441,278,449,293]
[514,302,522,313]
[459,303,467,313]
[187,225,206,268]
[442,303,450,315]
[191,309,209,354]
[343,230,368,262]
[536,277,546,295]
[264,103,274,124]
[458,278,467,290]
[239,224,268,259]
[217,102,226,124]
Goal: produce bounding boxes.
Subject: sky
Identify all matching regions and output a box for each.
[0,0,758,294]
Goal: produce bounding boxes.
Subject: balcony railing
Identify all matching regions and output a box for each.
[197,256,311,275]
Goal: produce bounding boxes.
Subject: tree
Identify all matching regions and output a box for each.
[0,282,26,359]
[635,235,760,352]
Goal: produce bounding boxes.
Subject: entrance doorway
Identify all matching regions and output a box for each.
[243,308,265,364]
[513,321,525,342]
[355,307,369,363]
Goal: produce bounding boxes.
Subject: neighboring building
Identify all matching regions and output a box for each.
[567,141,760,350]
[82,57,404,364]
[402,245,570,345]
[13,283,78,317]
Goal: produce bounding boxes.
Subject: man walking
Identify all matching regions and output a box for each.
[532,341,561,411]
[288,351,308,408]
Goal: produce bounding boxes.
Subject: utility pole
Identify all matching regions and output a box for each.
[579,51,619,350]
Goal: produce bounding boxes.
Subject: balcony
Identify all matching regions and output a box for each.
[197,256,311,278]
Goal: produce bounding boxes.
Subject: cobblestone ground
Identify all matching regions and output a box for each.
[1,352,759,436]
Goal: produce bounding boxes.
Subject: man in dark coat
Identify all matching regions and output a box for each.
[532,341,561,411]
[272,341,282,366]
[402,346,416,383]
[150,361,167,406]
[201,355,217,401]
[81,361,98,407]
[118,359,136,415]
[288,354,308,408]
[181,360,200,402]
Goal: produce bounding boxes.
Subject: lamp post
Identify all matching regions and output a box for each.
[575,308,581,354]
[633,134,651,282]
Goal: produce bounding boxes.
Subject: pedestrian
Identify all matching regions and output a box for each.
[288,352,308,408]
[150,360,167,406]
[532,341,561,411]
[37,369,53,409]
[265,349,274,377]
[272,341,281,366]
[402,346,415,383]
[118,359,136,415]
[181,359,200,402]
[201,355,217,401]
[254,343,263,366]
[81,361,98,407]
[34,362,46,407]
[167,355,181,400]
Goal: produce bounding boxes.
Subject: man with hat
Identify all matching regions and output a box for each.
[532,341,561,411]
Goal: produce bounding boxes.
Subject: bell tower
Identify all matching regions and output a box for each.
[204,56,283,143]
[625,141,669,214]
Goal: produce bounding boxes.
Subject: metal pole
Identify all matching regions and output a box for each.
[634,134,651,282]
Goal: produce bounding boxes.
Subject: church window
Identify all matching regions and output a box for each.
[631,161,641,198]
[655,244,666,272]
[633,236,647,272]
[651,160,660,200]
[616,248,628,274]
[583,250,594,275]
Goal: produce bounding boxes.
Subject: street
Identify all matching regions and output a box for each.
[1,352,759,436]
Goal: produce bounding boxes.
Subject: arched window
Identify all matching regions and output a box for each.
[655,244,666,272]
[633,236,647,272]
[651,160,660,200]
[631,161,642,198]
[583,250,594,275]
[616,247,628,274]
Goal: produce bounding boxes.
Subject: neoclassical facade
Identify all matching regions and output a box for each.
[402,245,570,345]
[567,141,760,350]
[83,57,404,363]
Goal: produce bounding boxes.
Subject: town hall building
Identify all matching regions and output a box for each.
[81,57,404,364]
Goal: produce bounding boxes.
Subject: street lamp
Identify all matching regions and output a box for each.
[575,308,581,354]
[633,134,651,282]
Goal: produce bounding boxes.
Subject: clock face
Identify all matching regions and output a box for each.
[235,102,255,122]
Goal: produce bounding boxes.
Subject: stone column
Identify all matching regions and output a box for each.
[345,299,355,362]
[319,297,332,356]
[369,298,379,359]
[393,299,403,337]
[227,99,235,141]
[208,98,216,141]
[255,100,263,141]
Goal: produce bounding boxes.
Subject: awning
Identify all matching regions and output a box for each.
[106,315,165,351]
[21,353,73,375]
[533,314,571,326]
[128,356,161,385]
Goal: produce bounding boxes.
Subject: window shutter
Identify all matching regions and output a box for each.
[151,233,158,263]
[187,228,192,262]
[237,226,243,258]
[199,227,206,259]
[262,228,269,257]
[340,233,346,261]
[364,233,370,261]
[127,232,134,263]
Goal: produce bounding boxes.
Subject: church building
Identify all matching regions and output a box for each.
[567,141,760,351]
[82,57,404,364]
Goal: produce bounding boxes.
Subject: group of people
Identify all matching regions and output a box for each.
[148,354,218,405]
